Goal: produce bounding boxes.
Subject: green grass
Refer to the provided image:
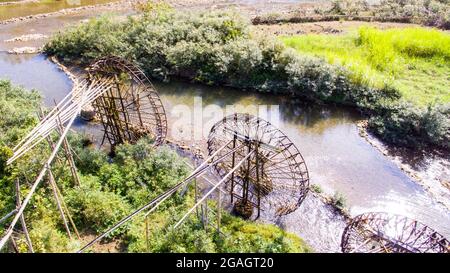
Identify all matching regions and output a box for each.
[281,27,450,106]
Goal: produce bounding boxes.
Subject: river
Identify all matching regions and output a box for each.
[1,52,449,250]
[0,0,120,21]
[0,1,449,252]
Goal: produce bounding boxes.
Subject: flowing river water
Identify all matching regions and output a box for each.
[0,1,449,252]
[0,0,119,21]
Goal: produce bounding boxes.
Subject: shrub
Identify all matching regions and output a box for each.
[65,175,132,236]
[216,214,311,253]
[44,15,130,63]
[330,0,369,15]
[44,11,399,105]
[331,192,347,210]
[374,0,450,29]
[69,134,108,175]
[126,211,311,253]
[0,80,41,146]
[29,218,79,253]
[0,146,12,178]
[327,0,450,29]
[310,184,323,194]
[369,102,450,148]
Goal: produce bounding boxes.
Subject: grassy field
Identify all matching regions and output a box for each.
[281,27,450,106]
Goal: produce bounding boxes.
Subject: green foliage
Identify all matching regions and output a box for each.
[150,224,218,253]
[368,102,450,148]
[29,218,79,253]
[126,210,311,253]
[254,0,449,30]
[69,134,108,175]
[282,27,450,105]
[216,214,311,253]
[98,139,189,207]
[134,0,173,16]
[0,146,12,178]
[43,15,131,64]
[0,80,41,146]
[65,175,132,236]
[330,0,369,15]
[331,192,347,210]
[310,184,323,194]
[282,27,449,148]
[374,0,450,29]
[44,11,398,106]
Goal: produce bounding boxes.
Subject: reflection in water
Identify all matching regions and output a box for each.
[1,54,449,248]
[0,52,71,105]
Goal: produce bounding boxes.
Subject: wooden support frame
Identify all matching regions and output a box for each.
[342,212,450,253]
[87,56,167,148]
[207,113,310,218]
[15,179,33,253]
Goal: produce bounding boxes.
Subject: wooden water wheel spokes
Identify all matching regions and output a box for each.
[341,212,450,253]
[87,56,167,147]
[207,113,309,219]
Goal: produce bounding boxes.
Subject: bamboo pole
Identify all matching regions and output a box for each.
[0,209,17,225]
[51,178,80,240]
[15,179,34,253]
[0,89,86,250]
[39,109,80,240]
[8,80,112,164]
[48,169,72,239]
[217,187,221,233]
[145,216,150,252]
[54,102,81,187]
[78,140,234,252]
[10,236,19,253]
[173,150,254,229]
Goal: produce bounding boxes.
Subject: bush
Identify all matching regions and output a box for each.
[331,192,347,210]
[369,102,450,148]
[216,214,311,253]
[330,0,369,15]
[29,218,79,253]
[374,0,450,29]
[44,15,130,64]
[44,12,398,106]
[69,134,108,175]
[126,210,311,253]
[65,175,132,236]
[0,80,41,146]
[0,146,12,178]
[99,139,189,206]
[310,184,323,194]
